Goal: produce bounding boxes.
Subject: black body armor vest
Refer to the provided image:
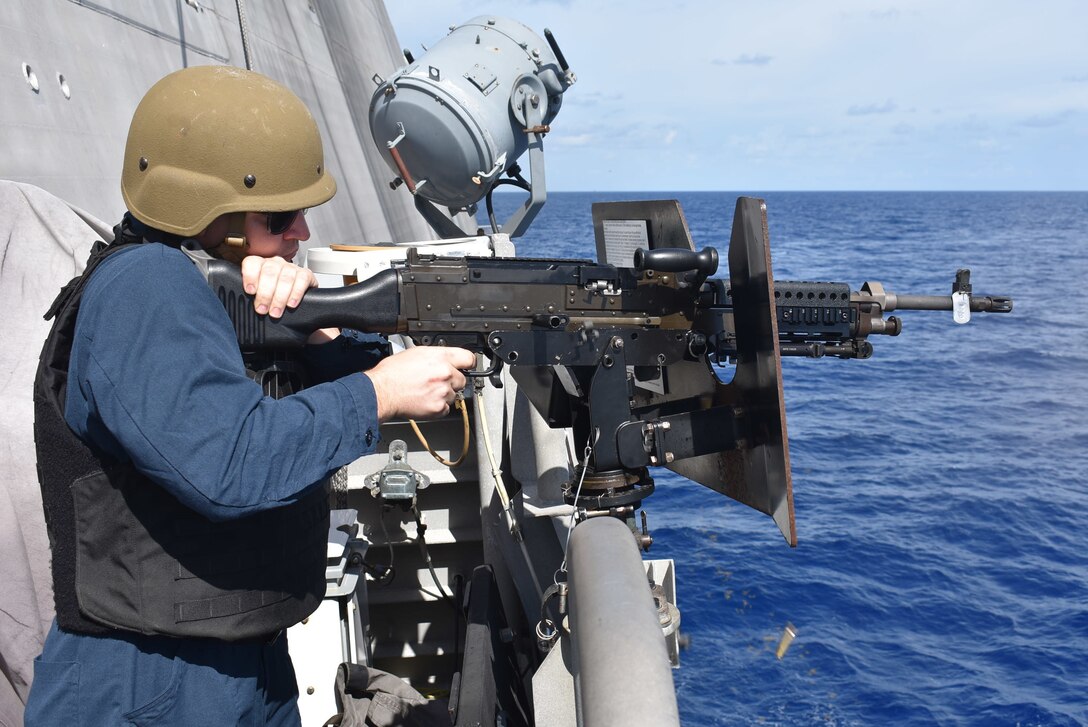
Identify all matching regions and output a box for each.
[34,229,329,639]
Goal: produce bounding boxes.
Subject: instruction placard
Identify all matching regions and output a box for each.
[601,219,650,268]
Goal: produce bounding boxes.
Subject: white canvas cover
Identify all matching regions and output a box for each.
[0,181,113,727]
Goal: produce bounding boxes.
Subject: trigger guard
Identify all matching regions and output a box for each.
[467,353,503,379]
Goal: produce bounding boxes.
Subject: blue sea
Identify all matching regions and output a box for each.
[487,191,1088,726]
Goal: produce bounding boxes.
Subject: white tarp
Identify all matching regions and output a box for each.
[0,181,113,727]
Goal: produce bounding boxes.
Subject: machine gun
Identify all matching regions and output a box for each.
[201,198,1012,545]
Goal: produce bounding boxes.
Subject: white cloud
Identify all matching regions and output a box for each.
[847,100,898,116]
[553,133,595,146]
[733,54,773,66]
[1018,109,1078,128]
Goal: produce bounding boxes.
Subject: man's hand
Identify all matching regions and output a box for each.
[240,255,318,319]
[365,347,476,422]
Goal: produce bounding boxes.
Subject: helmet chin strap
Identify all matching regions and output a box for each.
[204,212,250,264]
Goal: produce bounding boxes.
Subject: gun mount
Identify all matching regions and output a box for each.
[202,197,1013,546]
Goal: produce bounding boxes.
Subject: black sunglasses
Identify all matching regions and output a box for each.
[263,209,306,235]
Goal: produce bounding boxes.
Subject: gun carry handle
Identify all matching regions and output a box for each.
[633,247,719,277]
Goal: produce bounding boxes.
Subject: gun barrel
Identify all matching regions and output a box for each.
[890,294,953,311]
[887,294,1014,313]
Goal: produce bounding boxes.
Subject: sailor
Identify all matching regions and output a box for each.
[24,65,473,725]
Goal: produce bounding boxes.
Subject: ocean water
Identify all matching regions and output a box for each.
[487,191,1088,726]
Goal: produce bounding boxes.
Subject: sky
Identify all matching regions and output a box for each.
[384,1,1086,192]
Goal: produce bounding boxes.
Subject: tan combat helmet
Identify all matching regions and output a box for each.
[121,65,336,238]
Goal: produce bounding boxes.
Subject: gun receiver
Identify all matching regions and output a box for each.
[203,247,716,354]
[203,197,1013,545]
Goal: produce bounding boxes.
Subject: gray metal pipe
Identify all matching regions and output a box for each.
[568,517,680,727]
